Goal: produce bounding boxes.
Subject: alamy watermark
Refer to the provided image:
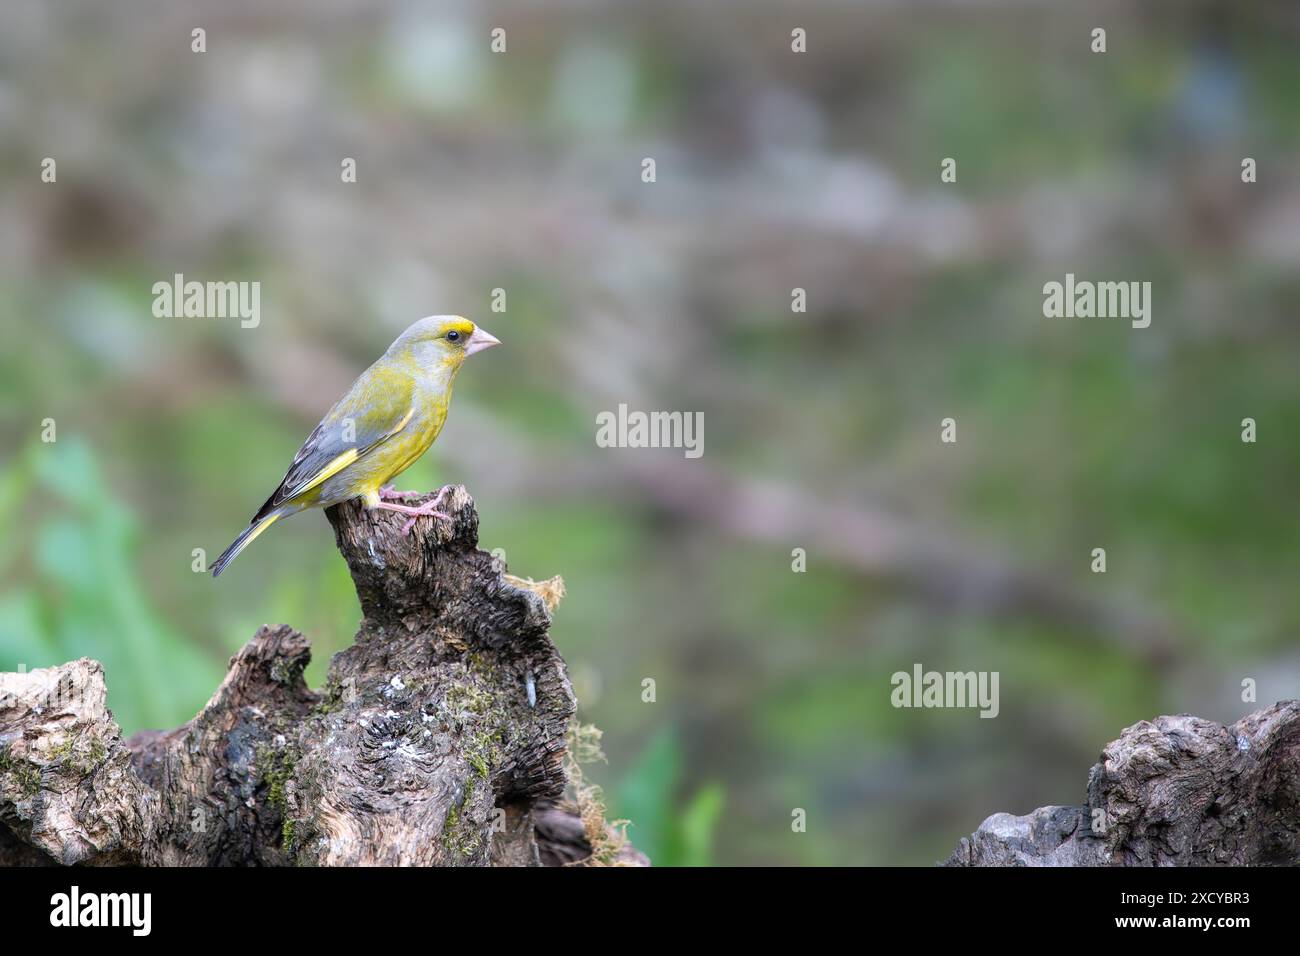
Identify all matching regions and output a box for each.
[152,273,260,328]
[50,886,151,936]
[1042,273,1151,329]
[890,663,1000,718]
[595,403,703,459]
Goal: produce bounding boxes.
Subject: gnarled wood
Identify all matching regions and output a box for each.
[0,486,646,867]
[946,701,1300,866]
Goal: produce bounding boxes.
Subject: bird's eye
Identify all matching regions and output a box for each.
[446,330,461,342]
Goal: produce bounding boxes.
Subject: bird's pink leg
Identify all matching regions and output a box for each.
[372,498,452,535]
[378,484,418,501]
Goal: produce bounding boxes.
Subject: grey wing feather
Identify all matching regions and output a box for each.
[251,369,415,519]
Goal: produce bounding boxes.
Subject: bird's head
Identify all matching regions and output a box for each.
[390,315,501,372]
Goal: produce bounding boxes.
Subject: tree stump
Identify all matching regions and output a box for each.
[946,701,1300,866]
[0,486,647,867]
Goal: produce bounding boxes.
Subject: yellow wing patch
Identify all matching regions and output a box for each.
[292,448,360,497]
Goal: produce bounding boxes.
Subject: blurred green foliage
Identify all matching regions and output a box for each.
[0,439,221,730]
[611,728,724,867]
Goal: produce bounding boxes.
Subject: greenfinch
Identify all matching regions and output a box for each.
[211,315,500,577]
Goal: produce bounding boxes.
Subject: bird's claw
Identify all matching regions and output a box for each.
[373,488,453,534]
[399,502,451,536]
[372,485,455,533]
[400,486,455,534]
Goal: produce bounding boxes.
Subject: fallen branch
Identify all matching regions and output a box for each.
[945,701,1300,866]
[0,486,646,867]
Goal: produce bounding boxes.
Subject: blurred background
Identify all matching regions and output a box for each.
[2,0,1299,865]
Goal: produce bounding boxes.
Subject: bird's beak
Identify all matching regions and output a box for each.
[465,326,501,355]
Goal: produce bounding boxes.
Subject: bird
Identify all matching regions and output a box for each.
[210,315,500,578]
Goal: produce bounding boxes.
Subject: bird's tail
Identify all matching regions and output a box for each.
[211,510,283,578]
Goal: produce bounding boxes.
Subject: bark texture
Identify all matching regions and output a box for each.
[0,486,646,867]
[946,701,1300,866]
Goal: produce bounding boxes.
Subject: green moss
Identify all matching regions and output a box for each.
[442,778,482,860]
[433,663,522,860]
[0,746,41,797]
[48,738,75,761]
[466,727,503,781]
[17,764,39,796]
[44,731,108,776]
[255,742,301,854]
[312,676,358,718]
[466,651,501,682]
[444,682,495,719]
